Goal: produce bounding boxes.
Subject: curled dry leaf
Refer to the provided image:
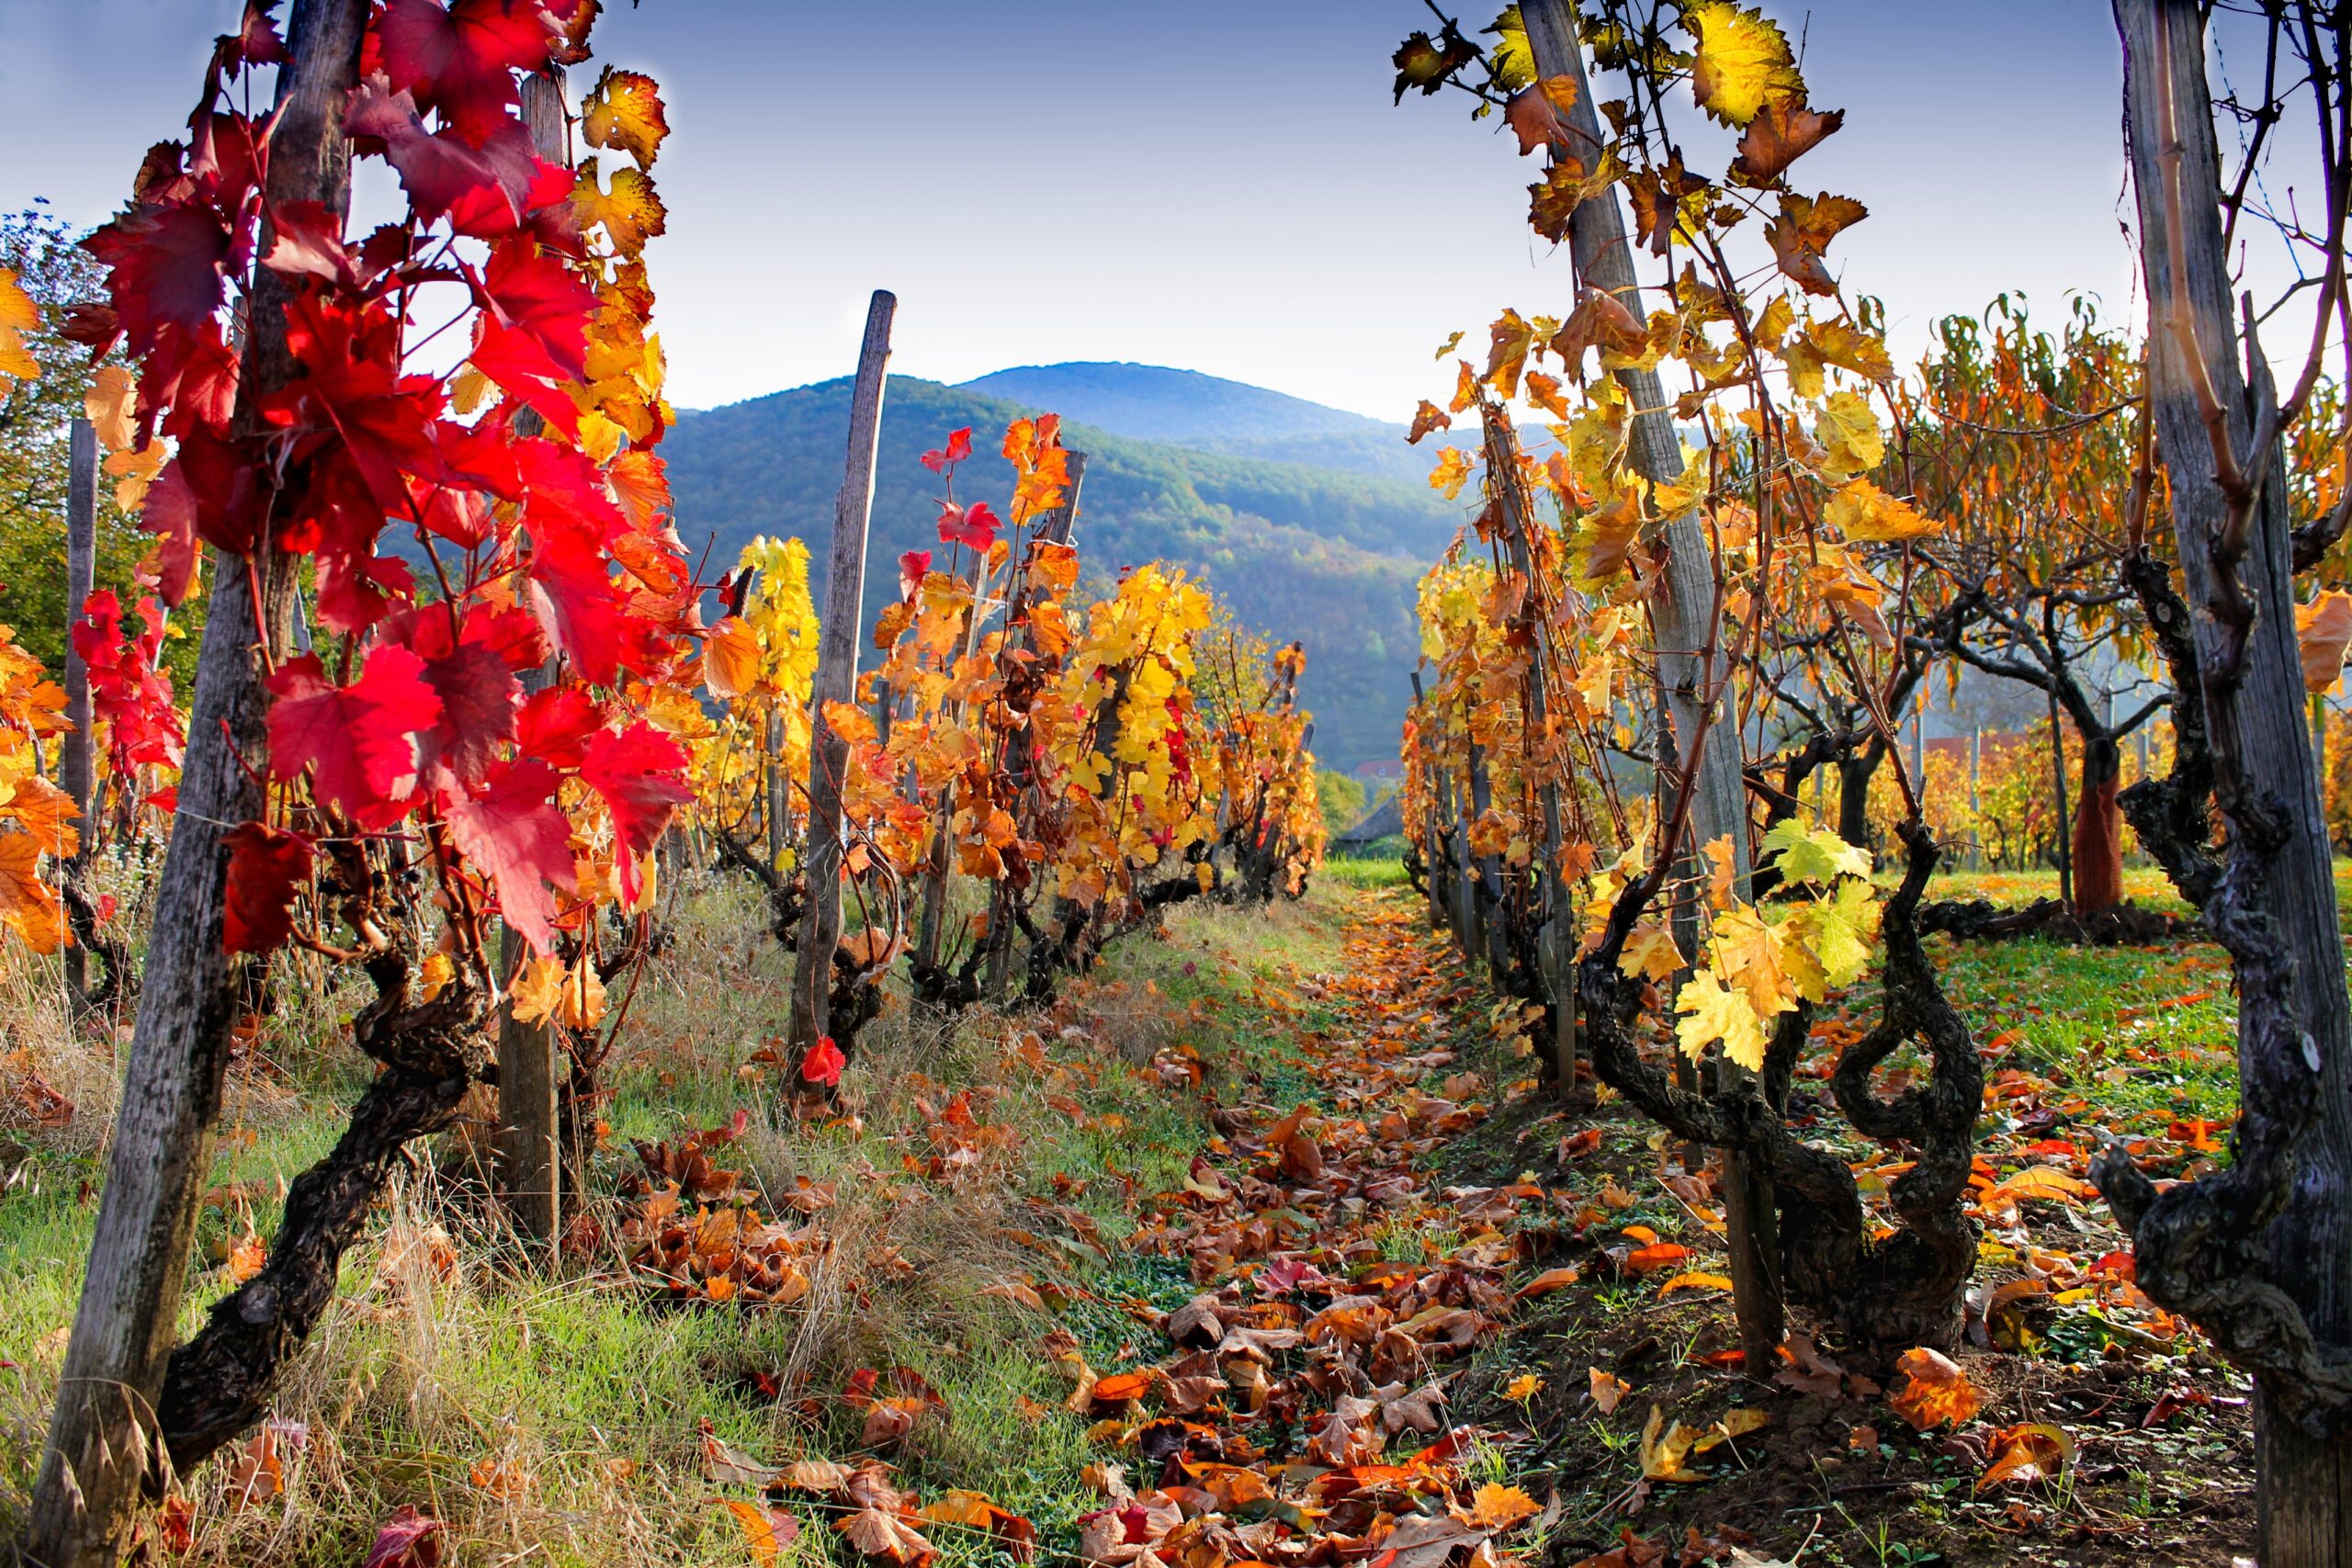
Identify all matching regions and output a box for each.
[1639,1405,1707,1483]
[699,1423,776,1487]
[1589,1366,1632,1415]
[838,1506,934,1566]
[1888,1347,1982,1431]
[360,1506,443,1568]
[1977,1422,2075,1490]
[714,1498,801,1566]
[1657,1269,1733,1297]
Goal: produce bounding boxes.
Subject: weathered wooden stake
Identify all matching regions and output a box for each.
[61,418,97,1003]
[1522,0,1777,1372]
[493,64,570,1246]
[27,6,368,1562]
[789,290,895,1048]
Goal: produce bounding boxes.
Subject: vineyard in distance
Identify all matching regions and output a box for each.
[4,2,2352,1568]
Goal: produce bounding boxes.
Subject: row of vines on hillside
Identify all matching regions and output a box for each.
[692,412,1327,1066]
[1399,2,2352,1561]
[1396,0,1991,1370]
[0,4,1329,1562]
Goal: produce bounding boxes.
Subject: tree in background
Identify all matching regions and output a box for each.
[0,208,203,682]
[1906,297,2162,915]
[1316,768,1366,839]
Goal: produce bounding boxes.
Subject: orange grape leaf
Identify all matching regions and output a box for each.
[1516,1265,1580,1301]
[1888,1347,1981,1430]
[2300,591,2352,690]
[1589,1367,1631,1415]
[1976,1422,2074,1491]
[1470,1482,1542,1529]
[714,1499,800,1566]
[1657,1270,1734,1297]
[1624,1243,1692,1277]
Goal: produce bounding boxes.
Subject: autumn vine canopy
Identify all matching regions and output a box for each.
[0,0,2348,1565]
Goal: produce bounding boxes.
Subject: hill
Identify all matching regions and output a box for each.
[956,362,1429,483]
[662,376,1463,771]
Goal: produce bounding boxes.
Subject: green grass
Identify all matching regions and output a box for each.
[0,871,1369,1565]
[1322,852,1409,888]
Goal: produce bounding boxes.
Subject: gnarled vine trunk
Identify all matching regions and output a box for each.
[2101,6,2352,1562]
[25,6,369,1563]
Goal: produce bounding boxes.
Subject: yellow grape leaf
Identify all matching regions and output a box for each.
[1675,970,1766,1071]
[583,67,669,166]
[418,950,456,1002]
[1826,477,1938,543]
[450,363,492,414]
[85,365,137,451]
[1429,447,1472,500]
[105,442,166,512]
[573,161,667,257]
[1789,877,1877,996]
[0,267,36,383]
[1657,1269,1734,1297]
[1804,319,1894,381]
[1619,922,1683,984]
[1708,905,1791,1021]
[1812,390,1883,480]
[1682,2,1804,127]
[2299,590,2352,691]
[1486,4,1536,92]
[509,953,564,1025]
[1640,1405,1707,1483]
[1502,1371,1544,1401]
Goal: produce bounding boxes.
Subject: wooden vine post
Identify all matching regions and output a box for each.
[1520,0,1780,1372]
[789,290,896,1049]
[1483,409,1580,1100]
[25,4,369,1562]
[492,64,570,1246]
[59,417,97,1004]
[1039,449,1087,547]
[2111,1,2352,1555]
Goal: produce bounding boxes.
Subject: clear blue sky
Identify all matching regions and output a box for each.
[0,1,2289,423]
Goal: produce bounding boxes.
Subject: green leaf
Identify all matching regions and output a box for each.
[1787,876,1879,998]
[1486,6,1538,93]
[1759,818,1872,886]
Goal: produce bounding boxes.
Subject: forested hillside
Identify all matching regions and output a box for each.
[958,361,1428,482]
[664,374,1453,767]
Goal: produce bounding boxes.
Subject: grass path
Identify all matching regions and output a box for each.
[0,867,2274,1565]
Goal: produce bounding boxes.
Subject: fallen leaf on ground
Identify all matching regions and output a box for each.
[1888,1347,1981,1430]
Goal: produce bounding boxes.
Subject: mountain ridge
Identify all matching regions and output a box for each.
[955,361,1427,484]
[662,371,1460,771]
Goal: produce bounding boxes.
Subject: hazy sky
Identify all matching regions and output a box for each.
[0,1,2308,423]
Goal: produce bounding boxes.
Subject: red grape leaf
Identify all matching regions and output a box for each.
[447,758,573,956]
[266,648,443,826]
[222,822,313,956]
